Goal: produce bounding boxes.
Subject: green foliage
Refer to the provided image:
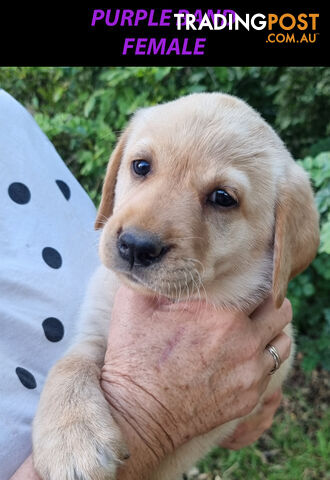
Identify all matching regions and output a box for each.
[195,408,330,479]
[0,66,329,370]
[274,67,330,158]
[288,152,330,372]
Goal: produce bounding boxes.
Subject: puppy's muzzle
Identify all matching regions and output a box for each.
[117,228,169,268]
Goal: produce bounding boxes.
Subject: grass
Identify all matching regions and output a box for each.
[186,358,330,479]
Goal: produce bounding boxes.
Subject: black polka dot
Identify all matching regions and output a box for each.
[56,180,71,200]
[16,367,37,389]
[42,317,64,342]
[8,182,31,204]
[42,247,62,269]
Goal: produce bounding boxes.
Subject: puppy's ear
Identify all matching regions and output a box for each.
[95,129,129,230]
[272,161,319,307]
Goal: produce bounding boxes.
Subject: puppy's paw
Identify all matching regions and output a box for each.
[33,400,128,480]
[33,357,129,480]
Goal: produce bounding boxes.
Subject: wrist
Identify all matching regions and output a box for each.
[101,367,176,479]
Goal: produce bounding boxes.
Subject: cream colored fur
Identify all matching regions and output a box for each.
[33,93,319,480]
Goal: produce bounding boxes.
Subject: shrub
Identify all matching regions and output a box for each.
[289,152,330,371]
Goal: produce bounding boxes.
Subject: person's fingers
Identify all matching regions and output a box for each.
[256,389,283,431]
[259,390,283,424]
[221,389,283,450]
[263,388,282,407]
[251,297,292,345]
[262,332,291,375]
[259,373,272,397]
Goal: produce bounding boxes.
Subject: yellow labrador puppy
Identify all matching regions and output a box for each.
[33,93,319,480]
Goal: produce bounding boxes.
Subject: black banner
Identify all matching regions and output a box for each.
[0,6,327,66]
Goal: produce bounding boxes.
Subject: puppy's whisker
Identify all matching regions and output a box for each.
[188,269,203,317]
[183,270,191,304]
[192,267,203,290]
[186,256,204,269]
[188,269,199,297]
[177,278,182,304]
[192,266,214,311]
[194,276,204,319]
[176,280,181,304]
[186,257,206,277]
[173,281,178,303]
[151,278,159,303]
[169,280,178,313]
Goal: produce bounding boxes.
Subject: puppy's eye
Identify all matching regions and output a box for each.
[132,160,151,177]
[208,189,237,208]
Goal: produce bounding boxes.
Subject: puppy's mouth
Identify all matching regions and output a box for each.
[104,229,205,300]
[116,268,164,293]
[120,270,142,285]
[115,263,204,303]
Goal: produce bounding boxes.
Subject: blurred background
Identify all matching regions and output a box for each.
[0,66,329,479]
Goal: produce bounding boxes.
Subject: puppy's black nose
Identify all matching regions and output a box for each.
[117,229,168,268]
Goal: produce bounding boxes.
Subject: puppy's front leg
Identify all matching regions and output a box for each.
[33,266,128,480]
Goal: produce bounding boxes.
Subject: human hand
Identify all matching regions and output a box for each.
[220,389,283,450]
[101,286,292,478]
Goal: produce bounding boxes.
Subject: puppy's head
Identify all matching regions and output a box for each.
[95,93,319,309]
